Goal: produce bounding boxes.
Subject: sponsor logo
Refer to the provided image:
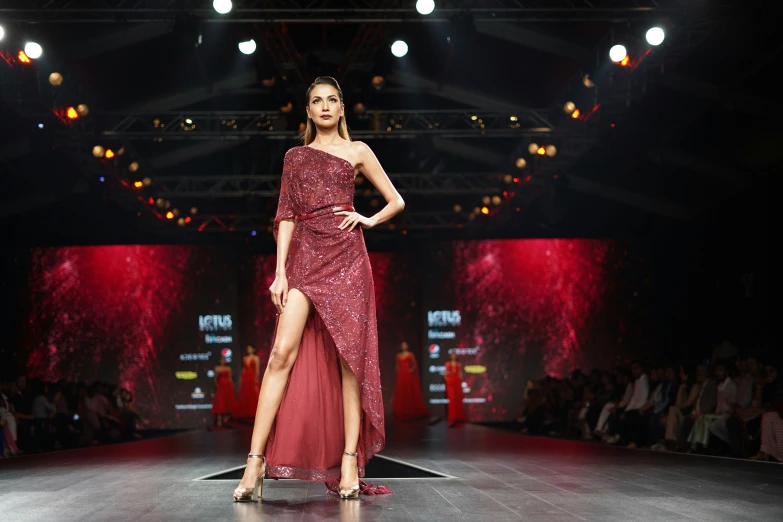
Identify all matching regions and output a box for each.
[448,346,480,356]
[428,330,456,339]
[206,370,215,378]
[429,383,446,392]
[427,310,461,327]
[180,352,211,362]
[428,344,440,359]
[464,365,487,374]
[428,365,445,374]
[198,314,233,332]
[175,404,213,410]
[221,348,233,363]
[428,397,487,405]
[175,371,198,380]
[205,334,233,344]
[191,387,205,399]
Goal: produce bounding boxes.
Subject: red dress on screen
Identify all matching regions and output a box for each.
[266,146,386,485]
[235,356,260,418]
[444,361,466,424]
[393,354,430,421]
[211,368,237,415]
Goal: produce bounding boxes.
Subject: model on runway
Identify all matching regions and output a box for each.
[235,345,260,419]
[393,341,430,421]
[233,76,404,502]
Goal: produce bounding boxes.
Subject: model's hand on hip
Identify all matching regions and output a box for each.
[335,210,377,231]
[269,274,289,314]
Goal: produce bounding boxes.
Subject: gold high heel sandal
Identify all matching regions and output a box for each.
[339,451,360,500]
[233,454,265,502]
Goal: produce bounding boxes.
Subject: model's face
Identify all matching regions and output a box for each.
[307,85,343,127]
[400,342,408,352]
[246,346,254,355]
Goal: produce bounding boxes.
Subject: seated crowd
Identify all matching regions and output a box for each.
[517,355,783,462]
[0,376,147,457]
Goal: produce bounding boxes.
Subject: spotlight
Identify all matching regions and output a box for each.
[38,123,44,129]
[528,143,539,155]
[213,0,232,14]
[371,75,386,89]
[104,149,115,159]
[76,104,89,117]
[582,74,595,88]
[571,108,581,119]
[238,39,256,55]
[49,72,63,86]
[129,161,140,172]
[190,206,198,215]
[416,0,435,15]
[482,196,491,205]
[354,102,366,115]
[0,25,5,42]
[491,195,502,206]
[66,107,79,120]
[536,146,546,156]
[545,145,557,157]
[177,218,186,227]
[165,211,175,219]
[133,180,143,188]
[18,51,31,64]
[251,230,257,236]
[646,27,665,46]
[391,40,408,58]
[453,204,462,213]
[563,101,576,115]
[143,177,152,186]
[515,158,527,169]
[24,42,43,60]
[609,44,627,63]
[92,146,105,158]
[480,206,489,215]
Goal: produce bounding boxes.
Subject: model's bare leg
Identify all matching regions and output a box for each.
[339,356,361,491]
[236,289,312,489]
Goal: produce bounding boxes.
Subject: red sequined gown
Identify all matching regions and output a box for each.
[267,145,385,483]
[444,362,466,424]
[211,368,237,415]
[393,354,430,421]
[235,356,260,418]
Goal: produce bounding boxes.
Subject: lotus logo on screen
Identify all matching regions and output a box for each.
[221,348,233,363]
[198,314,233,332]
[428,344,440,359]
[427,310,461,327]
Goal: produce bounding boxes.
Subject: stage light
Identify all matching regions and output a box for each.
[18,51,31,64]
[38,123,44,129]
[104,149,115,159]
[49,72,63,86]
[24,42,43,60]
[528,143,539,155]
[537,146,546,156]
[185,216,191,223]
[391,40,408,58]
[156,198,165,208]
[0,25,5,42]
[99,176,105,183]
[354,102,366,115]
[583,74,595,88]
[166,211,175,219]
[545,145,557,157]
[251,229,257,236]
[482,195,491,205]
[92,146,105,158]
[213,0,232,14]
[76,104,89,117]
[143,177,152,186]
[133,180,143,188]
[177,217,186,227]
[646,27,665,46]
[66,107,79,120]
[515,158,527,169]
[609,44,627,63]
[491,195,502,206]
[238,39,256,55]
[480,206,489,215]
[563,101,576,115]
[620,55,630,67]
[190,206,198,214]
[129,161,140,172]
[571,108,581,119]
[416,0,435,15]
[504,174,513,183]
[453,204,462,213]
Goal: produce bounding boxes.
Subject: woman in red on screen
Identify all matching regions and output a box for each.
[232,76,403,503]
[211,356,237,429]
[393,341,430,422]
[235,345,261,419]
[444,352,467,427]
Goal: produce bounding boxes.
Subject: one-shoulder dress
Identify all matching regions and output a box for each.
[265,145,385,483]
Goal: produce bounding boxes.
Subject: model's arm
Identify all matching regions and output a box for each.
[409,354,418,374]
[271,153,296,312]
[338,141,404,231]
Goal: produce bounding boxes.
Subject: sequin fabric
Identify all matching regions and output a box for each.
[266,146,385,482]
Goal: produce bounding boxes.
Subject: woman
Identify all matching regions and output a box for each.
[211,356,237,428]
[235,345,261,419]
[659,364,699,450]
[444,352,467,427]
[233,76,403,502]
[393,341,430,421]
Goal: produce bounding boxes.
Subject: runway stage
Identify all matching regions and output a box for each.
[1,422,782,522]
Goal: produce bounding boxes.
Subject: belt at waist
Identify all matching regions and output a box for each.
[295,204,354,223]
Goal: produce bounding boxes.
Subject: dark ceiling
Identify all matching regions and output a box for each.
[0,0,775,250]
